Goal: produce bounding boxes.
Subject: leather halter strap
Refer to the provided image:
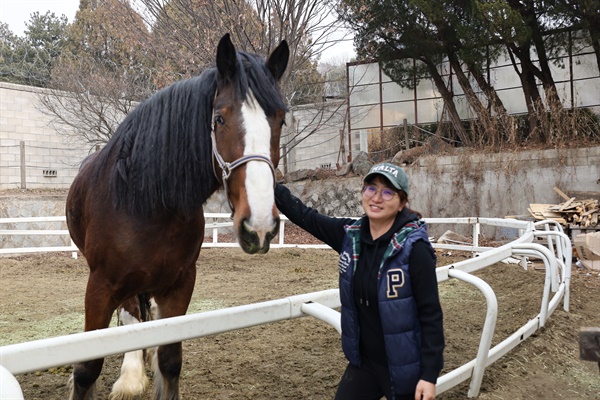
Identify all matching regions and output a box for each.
[211,122,276,213]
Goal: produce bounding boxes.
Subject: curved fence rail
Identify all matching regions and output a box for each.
[0,216,571,399]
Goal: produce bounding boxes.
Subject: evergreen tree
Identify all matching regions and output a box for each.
[0,12,69,87]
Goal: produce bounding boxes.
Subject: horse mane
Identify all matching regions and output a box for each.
[89,50,287,218]
[232,51,288,116]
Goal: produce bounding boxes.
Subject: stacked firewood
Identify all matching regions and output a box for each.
[525,187,599,227]
[546,187,599,227]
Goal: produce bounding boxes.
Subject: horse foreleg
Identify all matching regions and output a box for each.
[70,276,117,400]
[110,298,150,400]
[152,267,196,400]
[152,342,183,400]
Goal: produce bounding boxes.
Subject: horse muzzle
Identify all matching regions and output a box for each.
[237,216,280,254]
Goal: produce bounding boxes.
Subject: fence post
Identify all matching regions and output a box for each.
[339,129,346,166]
[19,141,26,190]
[403,119,409,150]
[279,219,286,246]
[359,130,368,153]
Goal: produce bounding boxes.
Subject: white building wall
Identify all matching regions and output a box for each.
[282,100,348,171]
[0,82,89,189]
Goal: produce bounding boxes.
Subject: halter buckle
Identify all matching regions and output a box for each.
[221,163,231,180]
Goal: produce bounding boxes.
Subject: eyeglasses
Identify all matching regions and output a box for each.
[362,185,397,201]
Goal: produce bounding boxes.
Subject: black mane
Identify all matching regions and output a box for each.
[90,51,287,217]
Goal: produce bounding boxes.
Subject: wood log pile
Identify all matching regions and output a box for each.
[527,187,599,227]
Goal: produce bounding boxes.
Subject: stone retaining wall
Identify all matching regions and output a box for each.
[1,145,598,248]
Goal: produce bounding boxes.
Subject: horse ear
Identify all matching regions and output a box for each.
[267,40,289,81]
[216,33,238,81]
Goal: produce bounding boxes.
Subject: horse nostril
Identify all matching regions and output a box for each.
[265,230,275,243]
[238,218,259,254]
[242,218,252,233]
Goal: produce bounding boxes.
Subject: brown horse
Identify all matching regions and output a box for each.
[66,33,289,400]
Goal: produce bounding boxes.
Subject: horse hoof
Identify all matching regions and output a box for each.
[110,374,149,400]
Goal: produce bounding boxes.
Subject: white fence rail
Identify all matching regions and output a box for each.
[0,216,78,256]
[0,214,329,258]
[0,216,571,399]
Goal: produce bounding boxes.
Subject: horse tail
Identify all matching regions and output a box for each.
[138,292,153,322]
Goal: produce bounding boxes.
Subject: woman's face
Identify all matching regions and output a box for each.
[361,176,405,224]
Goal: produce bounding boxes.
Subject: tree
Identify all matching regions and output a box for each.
[472,0,567,141]
[339,0,600,147]
[67,0,152,69]
[0,22,27,84]
[142,0,262,82]
[546,0,600,75]
[411,0,512,147]
[34,0,352,164]
[338,0,473,145]
[0,12,69,87]
[138,0,345,103]
[38,0,155,149]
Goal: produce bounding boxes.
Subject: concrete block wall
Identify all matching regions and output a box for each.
[0,82,90,189]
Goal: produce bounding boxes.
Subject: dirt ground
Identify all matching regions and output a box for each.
[1,241,599,399]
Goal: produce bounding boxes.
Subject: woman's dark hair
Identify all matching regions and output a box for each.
[365,175,423,219]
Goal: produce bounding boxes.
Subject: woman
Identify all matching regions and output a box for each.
[274,162,444,400]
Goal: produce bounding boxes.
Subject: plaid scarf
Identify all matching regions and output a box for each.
[344,218,423,274]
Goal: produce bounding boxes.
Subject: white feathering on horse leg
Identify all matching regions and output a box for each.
[109,349,149,400]
[109,308,150,400]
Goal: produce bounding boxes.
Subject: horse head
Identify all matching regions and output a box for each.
[211,34,289,254]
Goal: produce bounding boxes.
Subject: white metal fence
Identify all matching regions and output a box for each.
[0,213,330,258]
[0,216,571,399]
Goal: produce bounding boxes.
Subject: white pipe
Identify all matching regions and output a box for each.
[301,302,341,334]
[0,216,66,223]
[529,230,572,311]
[512,243,563,327]
[0,289,340,376]
[0,365,24,400]
[0,230,70,235]
[448,269,498,398]
[279,219,286,246]
[472,222,480,255]
[0,246,78,255]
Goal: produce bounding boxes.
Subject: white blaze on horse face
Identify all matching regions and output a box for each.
[241,90,276,242]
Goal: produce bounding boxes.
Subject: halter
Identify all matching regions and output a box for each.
[211,122,276,213]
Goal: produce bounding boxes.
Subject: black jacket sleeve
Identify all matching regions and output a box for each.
[274,183,356,253]
[409,240,445,383]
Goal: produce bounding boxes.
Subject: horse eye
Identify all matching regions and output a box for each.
[214,115,225,125]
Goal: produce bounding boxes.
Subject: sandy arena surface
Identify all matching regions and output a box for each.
[1,242,599,399]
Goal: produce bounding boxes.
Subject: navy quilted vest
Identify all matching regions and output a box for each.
[338,219,433,394]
